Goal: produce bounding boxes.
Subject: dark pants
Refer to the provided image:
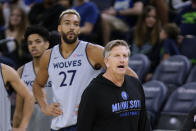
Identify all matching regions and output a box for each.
[51,125,76,131]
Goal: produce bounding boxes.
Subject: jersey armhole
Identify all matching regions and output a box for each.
[85,43,100,70]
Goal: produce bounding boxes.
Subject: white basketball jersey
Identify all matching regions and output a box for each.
[48,41,101,130]
[21,61,53,131]
[0,64,11,131]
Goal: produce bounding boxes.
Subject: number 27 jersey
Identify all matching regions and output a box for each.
[48,41,101,129]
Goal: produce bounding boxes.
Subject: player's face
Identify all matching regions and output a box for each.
[105,45,129,76]
[27,34,49,58]
[58,14,80,44]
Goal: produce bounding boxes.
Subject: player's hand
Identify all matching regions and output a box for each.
[12,128,26,131]
[43,103,63,117]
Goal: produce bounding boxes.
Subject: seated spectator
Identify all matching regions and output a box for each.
[131,6,161,70]
[28,0,66,31]
[101,0,143,45]
[144,0,168,25]
[181,107,196,131]
[159,23,181,61]
[175,0,196,36]
[0,6,30,67]
[73,0,100,43]
[131,6,162,82]
[166,0,191,22]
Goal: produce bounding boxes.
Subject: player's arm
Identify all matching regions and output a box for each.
[87,43,138,78]
[2,64,34,129]
[13,66,25,128]
[33,50,50,113]
[33,50,63,116]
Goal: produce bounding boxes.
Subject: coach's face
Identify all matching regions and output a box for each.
[104,45,129,76]
[58,14,80,44]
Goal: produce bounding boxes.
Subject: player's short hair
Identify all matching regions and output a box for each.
[24,25,49,42]
[58,9,81,25]
[103,40,130,58]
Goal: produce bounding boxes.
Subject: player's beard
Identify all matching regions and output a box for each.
[62,31,77,44]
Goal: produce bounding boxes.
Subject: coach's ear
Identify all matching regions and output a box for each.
[104,57,109,68]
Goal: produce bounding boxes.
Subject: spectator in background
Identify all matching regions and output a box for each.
[73,0,100,43]
[0,6,30,67]
[159,23,181,61]
[2,0,33,13]
[175,0,196,36]
[131,6,161,70]
[101,0,143,45]
[58,0,72,9]
[2,0,31,29]
[28,0,66,31]
[166,0,191,22]
[145,23,181,82]
[148,0,168,25]
[0,4,17,68]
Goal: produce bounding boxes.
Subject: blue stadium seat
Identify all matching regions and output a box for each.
[129,54,150,82]
[155,83,196,130]
[152,55,191,93]
[143,80,168,128]
[181,36,196,64]
[186,65,196,83]
[183,82,196,89]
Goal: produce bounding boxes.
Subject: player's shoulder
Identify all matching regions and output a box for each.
[1,63,19,82]
[86,43,104,68]
[86,43,104,53]
[1,63,15,73]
